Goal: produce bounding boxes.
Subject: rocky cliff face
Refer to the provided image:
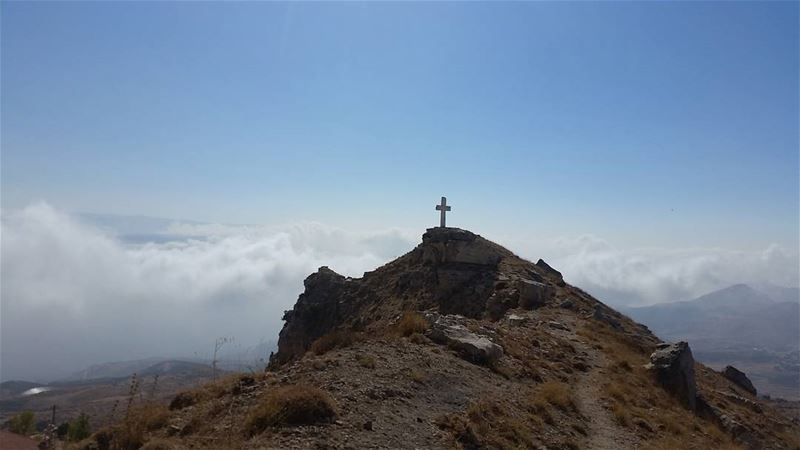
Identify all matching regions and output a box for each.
[93,228,799,450]
[271,227,564,365]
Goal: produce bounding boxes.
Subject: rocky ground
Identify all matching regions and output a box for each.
[64,228,800,450]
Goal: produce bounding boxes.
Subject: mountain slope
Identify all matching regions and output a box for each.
[625,284,799,351]
[72,228,798,450]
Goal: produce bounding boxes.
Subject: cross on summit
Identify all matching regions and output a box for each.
[435,196,451,228]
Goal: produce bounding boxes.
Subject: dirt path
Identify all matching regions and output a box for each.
[563,318,641,450]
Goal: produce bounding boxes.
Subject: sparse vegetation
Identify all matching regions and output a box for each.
[611,403,631,426]
[409,368,426,383]
[357,354,376,369]
[67,413,92,442]
[397,311,429,336]
[8,410,35,435]
[310,329,360,355]
[437,399,539,449]
[409,332,428,344]
[245,384,336,434]
[534,381,575,410]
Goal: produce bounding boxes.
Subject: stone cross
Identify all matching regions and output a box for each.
[435,196,451,228]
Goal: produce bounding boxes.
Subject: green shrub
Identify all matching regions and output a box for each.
[68,413,92,441]
[8,410,35,435]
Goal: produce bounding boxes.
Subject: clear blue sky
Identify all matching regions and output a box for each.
[2,1,798,250]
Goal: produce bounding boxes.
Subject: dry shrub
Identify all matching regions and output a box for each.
[704,422,727,442]
[357,355,376,369]
[310,329,359,355]
[641,439,682,450]
[660,413,684,436]
[397,312,428,337]
[140,438,175,450]
[409,332,429,345]
[438,399,537,449]
[169,391,197,410]
[112,403,171,449]
[534,381,575,410]
[612,403,631,427]
[245,384,336,434]
[605,381,628,405]
[409,368,426,384]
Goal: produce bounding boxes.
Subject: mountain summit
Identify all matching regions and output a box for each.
[82,229,799,449]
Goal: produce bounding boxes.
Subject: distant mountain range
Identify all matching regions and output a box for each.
[625,284,799,353]
[624,283,799,399]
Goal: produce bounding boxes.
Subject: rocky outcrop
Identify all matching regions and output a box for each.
[646,342,697,410]
[421,228,510,267]
[424,313,503,365]
[696,395,758,448]
[592,304,622,329]
[271,267,352,365]
[722,366,757,396]
[536,259,565,286]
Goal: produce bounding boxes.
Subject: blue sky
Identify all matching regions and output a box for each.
[2,1,798,249]
[2,2,799,380]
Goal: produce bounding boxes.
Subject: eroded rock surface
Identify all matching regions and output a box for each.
[424,313,503,365]
[723,365,757,396]
[647,341,697,410]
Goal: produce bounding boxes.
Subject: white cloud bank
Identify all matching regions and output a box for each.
[2,203,797,381]
[519,235,799,306]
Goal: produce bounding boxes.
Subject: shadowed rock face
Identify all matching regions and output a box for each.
[270,228,559,366]
[647,341,697,410]
[722,366,757,396]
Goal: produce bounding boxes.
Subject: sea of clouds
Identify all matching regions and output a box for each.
[2,202,797,381]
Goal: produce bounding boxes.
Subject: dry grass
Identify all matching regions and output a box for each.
[245,384,336,434]
[397,312,429,337]
[357,354,376,369]
[438,399,538,449]
[604,381,629,405]
[140,438,176,450]
[409,368,426,384]
[534,381,575,411]
[310,329,360,355]
[611,403,631,427]
[408,332,428,345]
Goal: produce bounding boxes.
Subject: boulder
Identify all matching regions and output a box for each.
[425,314,503,365]
[646,342,697,410]
[559,299,575,309]
[592,305,621,329]
[536,259,565,285]
[517,279,554,308]
[507,314,527,326]
[722,365,757,396]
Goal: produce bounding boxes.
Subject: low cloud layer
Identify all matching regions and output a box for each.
[535,235,799,306]
[2,203,797,381]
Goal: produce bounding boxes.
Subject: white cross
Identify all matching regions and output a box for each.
[435,196,451,228]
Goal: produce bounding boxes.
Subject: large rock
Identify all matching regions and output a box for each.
[425,314,503,365]
[270,267,350,365]
[646,342,697,410]
[536,259,565,285]
[517,279,555,308]
[592,305,622,329]
[722,366,757,396]
[421,228,509,267]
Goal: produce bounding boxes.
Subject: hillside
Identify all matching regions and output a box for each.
[626,284,800,399]
[0,361,218,431]
[66,228,799,449]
